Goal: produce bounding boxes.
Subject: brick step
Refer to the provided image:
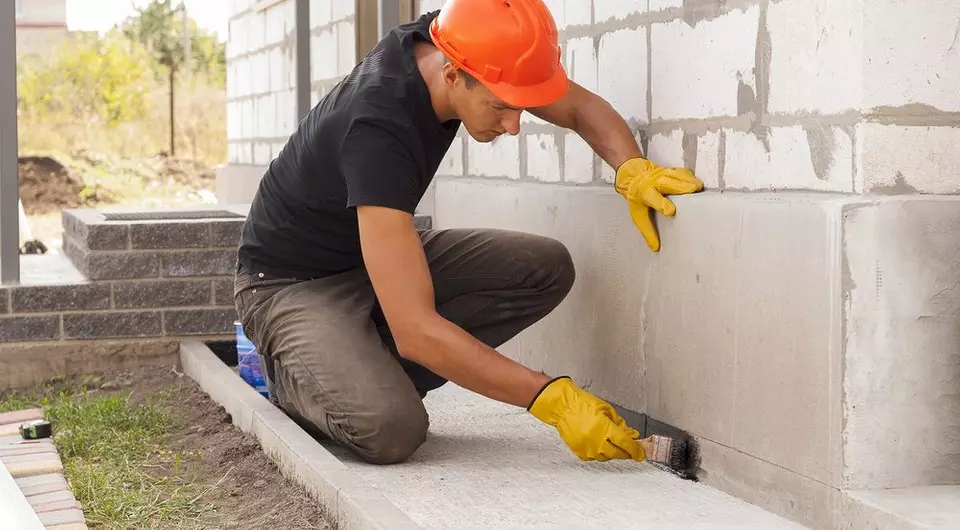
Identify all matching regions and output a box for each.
[61,206,433,281]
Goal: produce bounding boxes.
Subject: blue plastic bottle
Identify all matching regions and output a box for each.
[235,321,269,398]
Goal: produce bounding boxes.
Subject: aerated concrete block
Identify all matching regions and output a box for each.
[768,0,863,114]
[468,136,520,179]
[598,26,648,124]
[651,6,760,120]
[864,0,960,111]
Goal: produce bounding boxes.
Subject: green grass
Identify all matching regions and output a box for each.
[0,376,213,529]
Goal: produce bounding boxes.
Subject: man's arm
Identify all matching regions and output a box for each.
[356,205,551,408]
[529,80,642,170]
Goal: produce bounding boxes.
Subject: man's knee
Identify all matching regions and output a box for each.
[351,398,429,465]
[527,235,576,301]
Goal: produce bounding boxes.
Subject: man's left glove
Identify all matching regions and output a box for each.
[528,376,645,462]
[615,157,704,252]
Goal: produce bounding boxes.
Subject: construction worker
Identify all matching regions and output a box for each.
[233,0,703,466]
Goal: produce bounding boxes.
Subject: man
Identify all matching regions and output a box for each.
[234,0,702,466]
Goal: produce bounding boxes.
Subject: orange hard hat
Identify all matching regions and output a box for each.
[429,0,568,108]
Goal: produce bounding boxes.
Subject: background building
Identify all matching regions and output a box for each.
[15,0,69,56]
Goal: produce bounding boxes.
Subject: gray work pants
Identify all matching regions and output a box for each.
[233,228,575,464]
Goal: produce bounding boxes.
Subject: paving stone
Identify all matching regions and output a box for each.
[113,280,212,309]
[33,499,82,513]
[0,423,22,436]
[11,284,111,313]
[19,480,68,497]
[0,446,57,457]
[38,508,85,527]
[14,473,65,489]
[5,455,63,477]
[1,452,63,464]
[130,222,210,249]
[27,490,75,505]
[210,220,245,247]
[0,408,43,425]
[0,315,60,342]
[213,278,235,306]
[62,311,162,339]
[164,308,237,335]
[161,250,236,277]
[45,524,89,530]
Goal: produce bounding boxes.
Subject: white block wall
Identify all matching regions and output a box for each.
[226,0,297,166]
[225,0,960,193]
[226,0,355,168]
[424,0,960,195]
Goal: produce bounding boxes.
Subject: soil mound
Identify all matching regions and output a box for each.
[18,155,83,215]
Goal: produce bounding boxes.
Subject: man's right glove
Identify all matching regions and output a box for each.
[528,376,645,462]
[615,157,703,252]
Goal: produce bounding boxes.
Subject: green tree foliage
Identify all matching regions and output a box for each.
[16,0,227,163]
[17,32,156,126]
[119,0,226,84]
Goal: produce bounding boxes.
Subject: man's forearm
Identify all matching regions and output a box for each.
[398,313,551,408]
[571,90,643,171]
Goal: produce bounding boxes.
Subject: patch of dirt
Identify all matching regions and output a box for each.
[84,366,332,529]
[18,155,85,215]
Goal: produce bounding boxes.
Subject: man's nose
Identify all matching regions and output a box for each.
[501,111,521,136]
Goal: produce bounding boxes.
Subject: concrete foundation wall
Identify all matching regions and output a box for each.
[435,179,960,529]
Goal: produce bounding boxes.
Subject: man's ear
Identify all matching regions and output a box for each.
[441,62,461,88]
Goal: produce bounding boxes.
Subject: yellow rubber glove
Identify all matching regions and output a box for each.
[528,376,645,462]
[615,158,704,252]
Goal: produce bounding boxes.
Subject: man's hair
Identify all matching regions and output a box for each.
[444,57,479,88]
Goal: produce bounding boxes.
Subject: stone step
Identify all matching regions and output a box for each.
[842,487,960,529]
[61,205,433,280]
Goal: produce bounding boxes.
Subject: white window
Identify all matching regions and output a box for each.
[15,0,23,19]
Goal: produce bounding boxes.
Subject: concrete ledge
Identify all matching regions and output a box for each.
[841,487,960,530]
[178,340,421,529]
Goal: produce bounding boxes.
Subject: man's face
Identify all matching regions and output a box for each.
[451,76,523,143]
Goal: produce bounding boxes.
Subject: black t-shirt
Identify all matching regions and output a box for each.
[237,11,460,279]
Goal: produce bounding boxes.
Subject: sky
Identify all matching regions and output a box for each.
[66,0,229,41]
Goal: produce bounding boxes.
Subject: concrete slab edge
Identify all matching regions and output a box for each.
[178,340,422,530]
[839,490,931,530]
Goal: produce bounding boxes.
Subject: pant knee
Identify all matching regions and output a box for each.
[535,237,576,302]
[352,399,429,465]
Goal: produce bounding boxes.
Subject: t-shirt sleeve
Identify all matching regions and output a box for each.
[339,119,421,214]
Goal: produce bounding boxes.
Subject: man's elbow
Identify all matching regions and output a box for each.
[390,315,441,363]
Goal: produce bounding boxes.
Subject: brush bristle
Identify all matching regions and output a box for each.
[649,435,693,477]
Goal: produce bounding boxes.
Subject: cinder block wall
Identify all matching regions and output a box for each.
[226,0,299,167]
[427,0,959,193]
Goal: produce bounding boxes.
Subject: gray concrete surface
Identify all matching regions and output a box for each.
[842,487,960,529]
[322,383,808,530]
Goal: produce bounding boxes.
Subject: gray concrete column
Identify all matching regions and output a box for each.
[295,0,310,120]
[0,0,20,284]
[378,0,399,38]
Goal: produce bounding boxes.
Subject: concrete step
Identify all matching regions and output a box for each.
[842,487,960,529]
[321,383,809,530]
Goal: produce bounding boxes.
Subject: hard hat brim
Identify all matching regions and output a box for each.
[481,64,570,109]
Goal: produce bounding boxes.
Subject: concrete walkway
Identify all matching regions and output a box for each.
[321,384,808,530]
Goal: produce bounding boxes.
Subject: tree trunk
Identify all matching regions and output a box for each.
[169,66,175,157]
